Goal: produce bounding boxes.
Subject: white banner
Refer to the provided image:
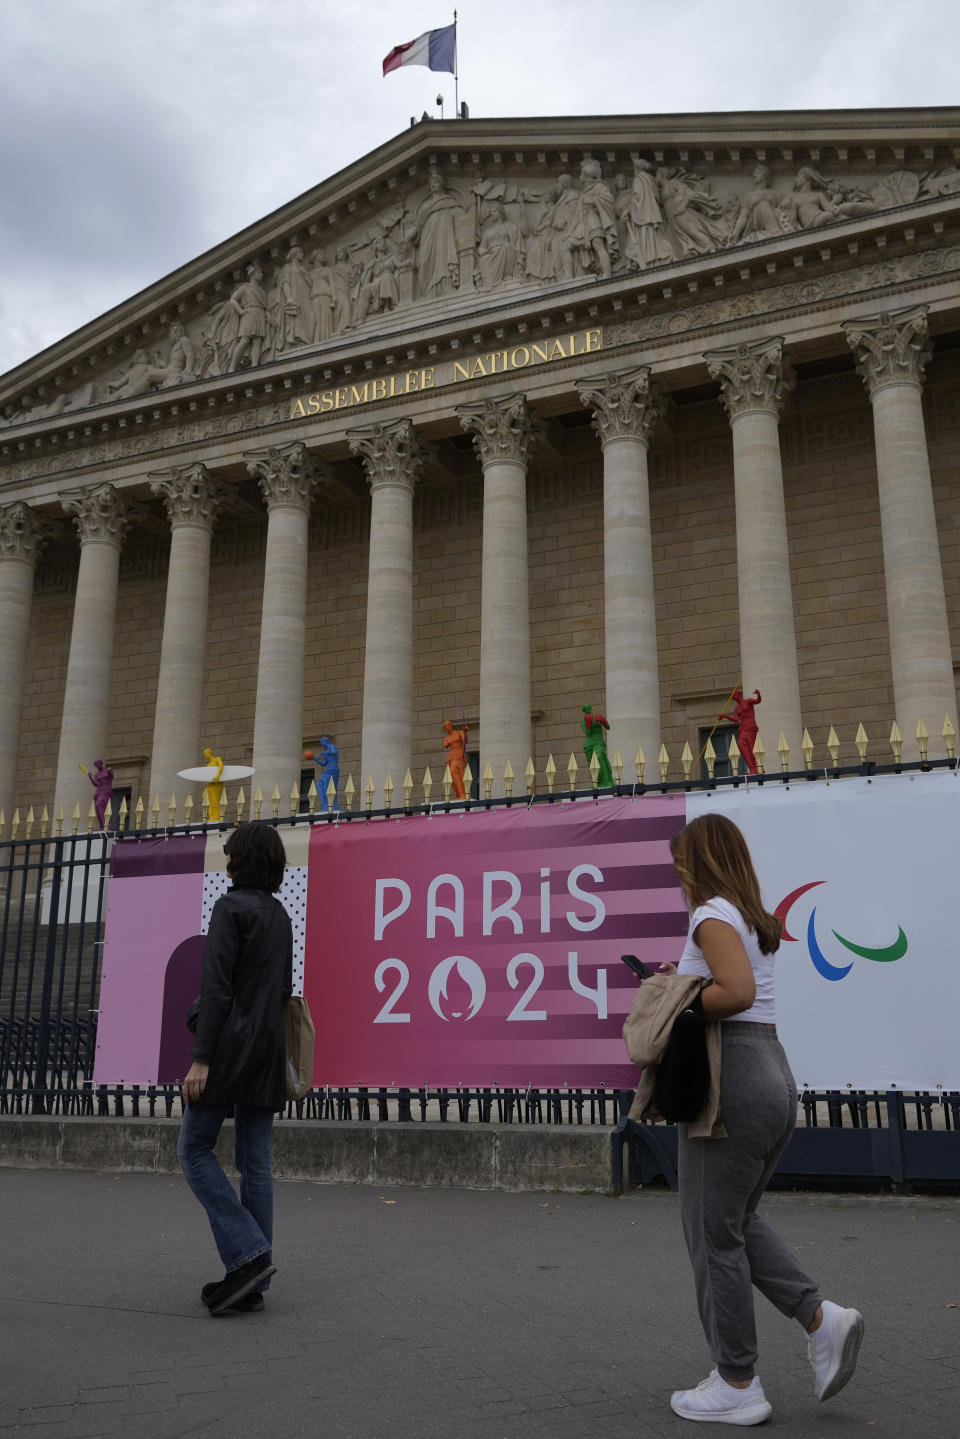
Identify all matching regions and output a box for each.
[688,771,959,1091]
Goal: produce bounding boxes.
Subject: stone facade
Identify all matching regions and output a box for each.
[2,108,960,819]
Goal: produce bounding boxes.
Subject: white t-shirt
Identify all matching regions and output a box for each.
[676,895,776,1024]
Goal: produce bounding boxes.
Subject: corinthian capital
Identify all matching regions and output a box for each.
[0,501,46,564]
[346,418,429,495]
[576,366,664,446]
[842,305,932,394]
[705,337,795,421]
[244,441,321,511]
[61,483,131,547]
[456,393,538,468]
[150,462,228,530]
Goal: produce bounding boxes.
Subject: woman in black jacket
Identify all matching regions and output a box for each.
[178,822,292,1315]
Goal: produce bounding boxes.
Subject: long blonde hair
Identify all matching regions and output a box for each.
[669,812,782,955]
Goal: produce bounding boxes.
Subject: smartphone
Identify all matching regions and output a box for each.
[621,953,656,981]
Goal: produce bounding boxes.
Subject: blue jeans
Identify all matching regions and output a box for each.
[178,1103,275,1278]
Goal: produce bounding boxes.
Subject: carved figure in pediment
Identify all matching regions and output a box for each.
[164,321,203,384]
[273,244,315,352]
[657,167,725,256]
[331,246,361,331]
[552,174,583,281]
[309,247,338,342]
[106,348,173,400]
[351,237,401,324]
[779,167,843,230]
[476,202,526,291]
[416,172,464,297]
[621,158,673,270]
[920,165,960,198]
[523,180,563,282]
[227,262,271,372]
[731,163,786,244]
[564,158,619,279]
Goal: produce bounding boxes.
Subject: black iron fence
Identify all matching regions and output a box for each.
[2,763,959,1191]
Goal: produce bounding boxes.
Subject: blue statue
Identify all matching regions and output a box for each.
[304,736,340,812]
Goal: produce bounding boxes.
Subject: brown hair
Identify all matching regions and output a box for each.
[669,812,782,955]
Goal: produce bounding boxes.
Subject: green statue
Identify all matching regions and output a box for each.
[581,704,613,787]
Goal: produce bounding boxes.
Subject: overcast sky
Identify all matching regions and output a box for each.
[2,0,959,378]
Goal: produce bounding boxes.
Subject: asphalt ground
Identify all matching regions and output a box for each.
[0,1170,957,1438]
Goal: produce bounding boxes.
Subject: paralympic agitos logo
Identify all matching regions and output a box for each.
[773,881,908,982]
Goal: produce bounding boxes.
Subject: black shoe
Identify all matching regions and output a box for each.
[205,1254,276,1315]
[200,1281,264,1312]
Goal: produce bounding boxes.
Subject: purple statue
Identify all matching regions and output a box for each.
[88,759,115,830]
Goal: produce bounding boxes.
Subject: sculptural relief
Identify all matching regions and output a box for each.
[273,244,315,352]
[475,202,526,291]
[621,157,673,270]
[416,172,464,297]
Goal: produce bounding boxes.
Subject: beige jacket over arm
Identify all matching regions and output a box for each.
[622,972,725,1139]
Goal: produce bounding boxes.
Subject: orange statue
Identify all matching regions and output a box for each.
[442,719,469,800]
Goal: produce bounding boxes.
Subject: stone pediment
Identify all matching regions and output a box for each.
[2,107,960,433]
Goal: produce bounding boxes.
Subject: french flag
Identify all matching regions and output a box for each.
[383,23,456,77]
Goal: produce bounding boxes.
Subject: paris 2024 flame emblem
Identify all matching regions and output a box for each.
[427,955,487,1020]
[774,881,908,981]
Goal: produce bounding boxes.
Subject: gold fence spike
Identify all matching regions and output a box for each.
[118,797,128,833]
[588,751,600,788]
[482,761,494,801]
[503,758,514,799]
[777,732,790,774]
[402,769,414,808]
[704,736,716,780]
[567,752,579,791]
[151,795,160,828]
[942,715,956,760]
[889,721,903,763]
[307,780,318,815]
[524,757,536,795]
[289,782,300,818]
[134,796,144,829]
[40,805,49,839]
[826,727,840,765]
[72,802,81,836]
[855,722,869,762]
[344,774,355,811]
[57,805,65,837]
[0,810,5,841]
[236,786,246,820]
[463,760,474,795]
[753,733,766,772]
[168,793,177,826]
[612,748,623,784]
[801,728,814,770]
[545,753,557,795]
[88,799,98,833]
[364,776,375,810]
[658,744,670,782]
[103,799,113,831]
[326,776,337,811]
[635,747,646,784]
[254,786,263,820]
[270,785,281,820]
[422,766,433,804]
[12,809,20,840]
[26,807,35,840]
[680,742,693,781]
[728,733,741,777]
[383,773,394,811]
[183,794,193,826]
[200,789,210,823]
[916,718,929,762]
[442,763,453,802]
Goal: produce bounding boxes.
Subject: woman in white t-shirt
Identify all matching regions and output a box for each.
[665,812,864,1427]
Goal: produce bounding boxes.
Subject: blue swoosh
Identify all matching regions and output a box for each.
[807,907,853,982]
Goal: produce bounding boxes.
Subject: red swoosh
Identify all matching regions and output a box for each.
[774,881,826,942]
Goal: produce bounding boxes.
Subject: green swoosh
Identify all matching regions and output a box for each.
[831,927,908,962]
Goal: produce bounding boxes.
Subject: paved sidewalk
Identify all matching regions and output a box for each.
[0,1170,956,1438]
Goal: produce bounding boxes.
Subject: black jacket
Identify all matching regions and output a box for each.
[191,886,293,1111]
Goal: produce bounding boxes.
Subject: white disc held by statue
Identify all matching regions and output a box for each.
[177,765,256,782]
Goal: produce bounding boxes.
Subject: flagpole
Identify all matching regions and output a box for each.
[453,9,459,118]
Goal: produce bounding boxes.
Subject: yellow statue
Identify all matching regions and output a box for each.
[202,748,226,822]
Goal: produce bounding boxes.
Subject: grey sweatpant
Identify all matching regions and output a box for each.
[678,1022,822,1382]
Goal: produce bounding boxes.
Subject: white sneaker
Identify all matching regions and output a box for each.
[807,1299,865,1401]
[670,1369,772,1425]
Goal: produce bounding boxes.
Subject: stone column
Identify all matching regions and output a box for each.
[457,393,537,795]
[53,484,131,823]
[705,337,802,752]
[245,442,321,805]
[347,418,427,791]
[147,464,226,804]
[843,305,957,754]
[578,366,664,768]
[0,503,45,824]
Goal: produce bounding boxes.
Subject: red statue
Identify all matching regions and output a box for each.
[719,688,762,774]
